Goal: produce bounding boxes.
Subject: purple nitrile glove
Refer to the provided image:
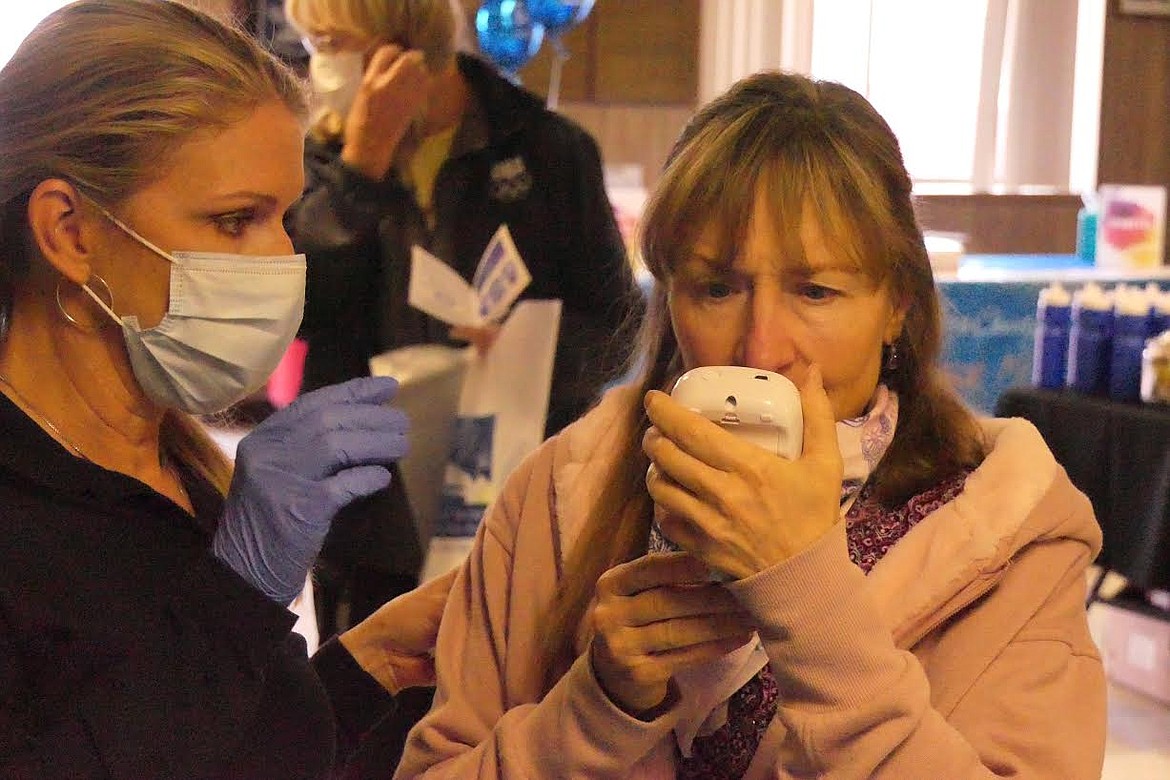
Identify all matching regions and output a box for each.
[212,376,410,604]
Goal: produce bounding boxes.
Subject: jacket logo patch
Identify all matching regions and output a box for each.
[488,156,532,202]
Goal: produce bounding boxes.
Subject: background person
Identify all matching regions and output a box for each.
[395,70,1106,779]
[0,2,451,776]
[281,0,644,636]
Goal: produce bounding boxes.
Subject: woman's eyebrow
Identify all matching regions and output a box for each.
[674,253,723,275]
[798,254,866,275]
[206,191,279,206]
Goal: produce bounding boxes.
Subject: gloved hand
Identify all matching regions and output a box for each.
[212,376,410,605]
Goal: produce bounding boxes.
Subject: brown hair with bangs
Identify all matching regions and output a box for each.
[539,71,985,689]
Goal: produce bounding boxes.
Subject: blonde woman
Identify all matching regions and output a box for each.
[0,2,451,776]
[397,72,1107,779]
[282,0,643,635]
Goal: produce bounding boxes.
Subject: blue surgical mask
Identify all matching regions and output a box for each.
[82,204,306,415]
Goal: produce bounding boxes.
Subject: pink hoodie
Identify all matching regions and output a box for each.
[396,387,1106,779]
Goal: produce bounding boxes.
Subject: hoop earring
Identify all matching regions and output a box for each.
[55,274,113,333]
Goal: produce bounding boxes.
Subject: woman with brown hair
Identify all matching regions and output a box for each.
[396,71,1107,779]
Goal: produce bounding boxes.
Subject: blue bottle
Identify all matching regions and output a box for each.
[1066,282,1114,395]
[1076,200,1098,265]
[1032,283,1072,390]
[1148,283,1170,339]
[1109,286,1153,402]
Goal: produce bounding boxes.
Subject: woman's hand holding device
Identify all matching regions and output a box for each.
[588,552,755,717]
[643,366,842,580]
[589,367,816,716]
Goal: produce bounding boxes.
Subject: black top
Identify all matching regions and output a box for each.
[0,393,396,778]
[289,53,643,438]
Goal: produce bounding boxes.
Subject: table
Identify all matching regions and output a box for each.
[938,259,1170,414]
[995,387,1170,602]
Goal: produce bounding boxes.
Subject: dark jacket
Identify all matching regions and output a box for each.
[0,394,402,779]
[289,53,642,438]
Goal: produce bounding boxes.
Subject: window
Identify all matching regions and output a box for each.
[700,0,1107,193]
[811,0,990,186]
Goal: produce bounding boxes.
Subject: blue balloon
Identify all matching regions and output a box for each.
[527,0,595,38]
[476,0,545,74]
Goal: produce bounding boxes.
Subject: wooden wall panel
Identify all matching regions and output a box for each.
[558,102,692,187]
[1097,1,1170,262]
[914,194,1082,255]
[591,0,699,103]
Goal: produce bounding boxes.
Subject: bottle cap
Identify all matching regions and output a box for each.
[1038,282,1072,307]
[1115,285,1153,317]
[1072,282,1113,312]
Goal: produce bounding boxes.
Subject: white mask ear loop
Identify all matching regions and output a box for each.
[56,274,119,332]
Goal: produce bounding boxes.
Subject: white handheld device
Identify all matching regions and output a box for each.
[669,366,803,458]
[647,366,805,570]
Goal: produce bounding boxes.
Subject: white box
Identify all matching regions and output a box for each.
[1099,596,1170,704]
[1096,184,1167,270]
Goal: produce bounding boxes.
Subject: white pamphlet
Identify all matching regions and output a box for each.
[408,224,531,327]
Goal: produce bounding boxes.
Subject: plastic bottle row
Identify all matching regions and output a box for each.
[1032,281,1170,402]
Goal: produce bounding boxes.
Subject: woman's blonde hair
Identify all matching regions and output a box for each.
[540,71,986,687]
[284,0,467,140]
[284,0,466,70]
[0,0,309,494]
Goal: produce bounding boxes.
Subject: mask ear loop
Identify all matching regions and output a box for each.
[56,274,116,333]
[81,196,176,266]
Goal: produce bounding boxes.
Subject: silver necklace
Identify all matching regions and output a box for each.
[0,370,87,459]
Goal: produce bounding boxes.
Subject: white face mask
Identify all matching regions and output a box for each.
[82,205,306,415]
[308,50,365,121]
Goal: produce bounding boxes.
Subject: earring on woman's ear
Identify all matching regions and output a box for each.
[55,274,113,333]
[883,341,900,373]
